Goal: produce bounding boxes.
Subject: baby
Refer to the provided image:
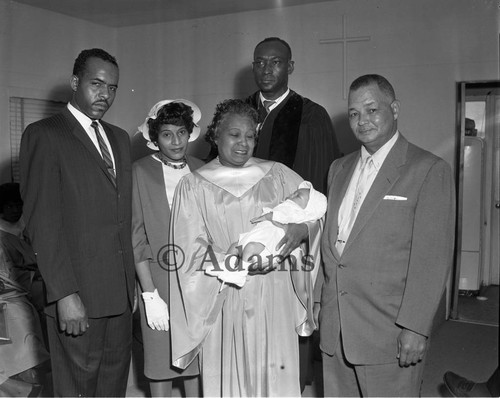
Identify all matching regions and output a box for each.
[205,181,327,287]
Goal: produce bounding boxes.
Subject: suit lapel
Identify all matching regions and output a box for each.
[327,153,359,260]
[343,135,408,255]
[64,108,117,189]
[146,156,170,209]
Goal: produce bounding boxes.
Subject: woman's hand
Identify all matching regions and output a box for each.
[141,289,169,331]
[226,242,240,256]
[246,222,309,274]
[250,212,273,224]
[247,262,275,275]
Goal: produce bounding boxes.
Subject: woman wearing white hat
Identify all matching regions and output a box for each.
[132,99,204,397]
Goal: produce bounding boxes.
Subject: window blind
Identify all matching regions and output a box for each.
[9,97,66,182]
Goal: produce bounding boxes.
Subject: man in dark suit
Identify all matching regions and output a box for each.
[19,48,135,397]
[316,74,455,396]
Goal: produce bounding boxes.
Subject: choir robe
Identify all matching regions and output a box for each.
[169,158,322,397]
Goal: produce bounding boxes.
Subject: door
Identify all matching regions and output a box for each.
[452,81,500,325]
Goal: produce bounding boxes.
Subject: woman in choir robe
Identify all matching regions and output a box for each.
[132,99,204,397]
[169,99,322,397]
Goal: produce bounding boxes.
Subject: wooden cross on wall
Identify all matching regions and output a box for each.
[320,15,371,99]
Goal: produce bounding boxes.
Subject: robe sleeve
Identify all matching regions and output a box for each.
[275,163,323,336]
[168,174,228,369]
[290,218,322,336]
[292,101,340,194]
[131,164,154,264]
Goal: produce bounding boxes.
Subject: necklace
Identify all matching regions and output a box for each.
[154,152,187,169]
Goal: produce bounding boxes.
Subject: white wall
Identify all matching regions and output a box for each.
[115,0,498,163]
[1,0,498,182]
[0,0,117,183]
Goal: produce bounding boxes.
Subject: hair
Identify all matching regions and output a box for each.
[204,99,258,151]
[72,48,118,78]
[349,74,396,101]
[0,182,22,210]
[255,37,292,60]
[147,102,195,144]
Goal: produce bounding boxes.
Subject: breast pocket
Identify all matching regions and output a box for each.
[373,199,414,240]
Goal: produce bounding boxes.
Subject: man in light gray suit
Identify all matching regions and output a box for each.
[316,74,455,396]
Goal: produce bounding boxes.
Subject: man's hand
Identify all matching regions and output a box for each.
[57,293,88,336]
[275,222,308,258]
[397,328,428,367]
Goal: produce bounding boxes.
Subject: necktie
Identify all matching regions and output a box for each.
[91,121,116,184]
[336,156,375,255]
[263,100,275,113]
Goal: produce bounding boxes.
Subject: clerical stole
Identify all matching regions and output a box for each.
[251,92,303,169]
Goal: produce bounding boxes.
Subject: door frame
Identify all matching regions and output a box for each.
[451,80,500,320]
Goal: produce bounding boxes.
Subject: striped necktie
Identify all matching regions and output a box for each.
[263,100,275,113]
[91,121,116,184]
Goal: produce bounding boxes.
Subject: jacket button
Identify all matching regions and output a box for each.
[339,290,348,296]
[338,263,345,269]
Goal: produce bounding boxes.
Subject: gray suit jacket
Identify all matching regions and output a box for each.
[317,134,455,365]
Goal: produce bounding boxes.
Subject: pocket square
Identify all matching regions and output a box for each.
[384,195,407,201]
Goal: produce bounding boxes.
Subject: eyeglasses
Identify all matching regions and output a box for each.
[252,59,291,70]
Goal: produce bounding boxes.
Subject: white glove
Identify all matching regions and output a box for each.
[205,256,248,288]
[141,289,169,331]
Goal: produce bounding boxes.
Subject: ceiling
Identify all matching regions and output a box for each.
[13,0,330,28]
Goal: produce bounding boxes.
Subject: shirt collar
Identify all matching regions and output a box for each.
[360,130,400,171]
[67,102,99,129]
[259,88,290,109]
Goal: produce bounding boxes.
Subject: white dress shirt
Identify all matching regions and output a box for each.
[259,88,290,112]
[67,102,116,169]
[337,131,400,252]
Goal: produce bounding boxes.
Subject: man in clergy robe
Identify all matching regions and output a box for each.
[245,36,340,391]
[245,36,340,195]
[316,74,455,396]
[19,48,135,397]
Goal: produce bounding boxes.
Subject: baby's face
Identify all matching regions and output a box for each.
[286,188,310,209]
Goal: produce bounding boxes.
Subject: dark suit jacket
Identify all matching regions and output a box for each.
[19,107,135,318]
[317,134,455,365]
